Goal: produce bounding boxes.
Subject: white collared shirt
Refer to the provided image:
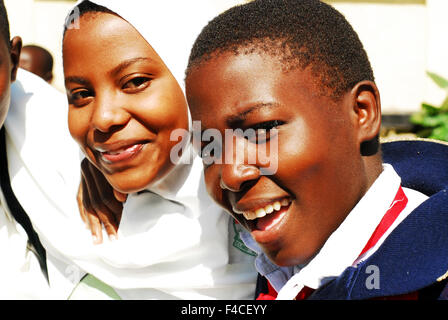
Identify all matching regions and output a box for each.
[274,164,428,299]
[0,187,57,299]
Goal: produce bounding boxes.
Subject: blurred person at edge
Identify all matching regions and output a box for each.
[0,0,82,299]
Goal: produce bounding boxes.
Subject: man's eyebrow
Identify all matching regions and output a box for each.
[109,57,152,76]
[226,102,280,126]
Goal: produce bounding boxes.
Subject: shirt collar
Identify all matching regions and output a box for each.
[240,230,298,292]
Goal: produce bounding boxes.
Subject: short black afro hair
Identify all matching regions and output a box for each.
[186,0,375,100]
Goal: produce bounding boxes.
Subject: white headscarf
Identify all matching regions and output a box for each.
[16,0,256,300]
[87,0,214,90]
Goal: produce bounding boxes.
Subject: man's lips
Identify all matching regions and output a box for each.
[255,202,290,231]
[232,197,292,231]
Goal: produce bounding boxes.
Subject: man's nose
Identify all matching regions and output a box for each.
[219,136,260,192]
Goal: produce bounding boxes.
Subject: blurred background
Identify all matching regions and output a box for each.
[5,0,448,139]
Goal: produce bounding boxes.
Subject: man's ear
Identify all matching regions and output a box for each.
[9,36,22,82]
[350,80,381,152]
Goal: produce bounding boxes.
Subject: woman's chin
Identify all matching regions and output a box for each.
[105,159,176,194]
[107,173,158,194]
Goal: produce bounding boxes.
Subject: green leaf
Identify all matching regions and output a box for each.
[410,112,448,128]
[409,71,448,140]
[430,125,448,141]
[440,96,448,111]
[421,103,440,115]
[427,71,448,90]
[423,113,448,127]
[409,112,424,125]
[415,127,433,138]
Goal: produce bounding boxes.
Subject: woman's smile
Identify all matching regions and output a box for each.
[64,12,188,193]
[99,142,145,164]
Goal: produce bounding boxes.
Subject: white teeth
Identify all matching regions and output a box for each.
[243,211,257,220]
[265,204,274,214]
[103,144,140,155]
[104,148,126,155]
[239,199,291,221]
[273,201,281,211]
[255,208,266,218]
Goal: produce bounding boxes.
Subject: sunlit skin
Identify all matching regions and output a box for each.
[186,51,382,266]
[0,36,21,128]
[63,13,188,194]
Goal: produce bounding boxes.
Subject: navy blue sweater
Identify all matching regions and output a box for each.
[309,139,448,299]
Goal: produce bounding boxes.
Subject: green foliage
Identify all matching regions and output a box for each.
[410,71,448,141]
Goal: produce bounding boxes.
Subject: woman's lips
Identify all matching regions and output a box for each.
[100,143,144,163]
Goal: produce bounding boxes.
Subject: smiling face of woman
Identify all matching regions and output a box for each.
[186,51,373,267]
[63,12,188,193]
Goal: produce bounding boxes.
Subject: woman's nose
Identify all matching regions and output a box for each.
[91,95,130,134]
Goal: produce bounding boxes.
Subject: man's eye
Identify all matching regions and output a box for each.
[246,120,283,143]
[251,120,283,131]
[122,77,151,92]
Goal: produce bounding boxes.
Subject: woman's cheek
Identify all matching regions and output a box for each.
[68,108,90,144]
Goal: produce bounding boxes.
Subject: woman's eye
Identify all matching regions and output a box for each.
[69,89,93,106]
[122,76,151,92]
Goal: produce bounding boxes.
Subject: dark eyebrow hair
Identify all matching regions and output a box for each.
[109,57,152,77]
[64,57,153,87]
[226,102,280,126]
[64,76,90,87]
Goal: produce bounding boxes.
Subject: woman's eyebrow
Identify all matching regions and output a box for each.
[109,57,152,76]
[65,76,90,86]
[64,57,152,86]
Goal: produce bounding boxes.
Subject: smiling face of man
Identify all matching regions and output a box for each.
[186,50,381,267]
